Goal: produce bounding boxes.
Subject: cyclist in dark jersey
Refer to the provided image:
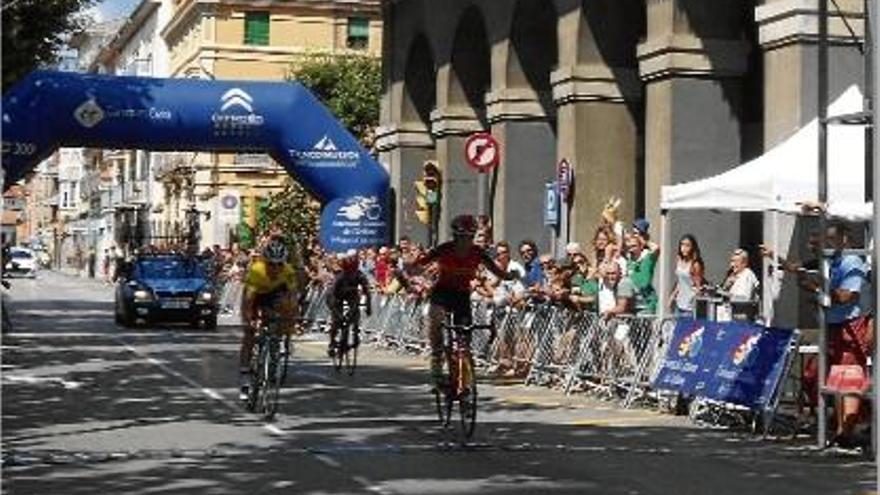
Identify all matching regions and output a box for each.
[407,214,517,384]
[326,250,372,357]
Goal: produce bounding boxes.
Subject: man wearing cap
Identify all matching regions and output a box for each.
[625,219,660,315]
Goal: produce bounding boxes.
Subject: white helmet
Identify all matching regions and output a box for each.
[262,239,288,264]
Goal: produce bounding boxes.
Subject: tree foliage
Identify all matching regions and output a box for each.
[288,52,382,143]
[2,0,97,91]
[259,178,321,247]
[259,53,381,249]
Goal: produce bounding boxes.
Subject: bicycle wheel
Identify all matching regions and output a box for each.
[261,337,283,420]
[256,339,275,419]
[433,383,453,428]
[246,338,264,412]
[458,352,478,438]
[345,324,358,376]
[333,321,347,372]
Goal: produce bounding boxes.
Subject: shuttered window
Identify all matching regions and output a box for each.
[244,12,270,46]
[346,17,369,50]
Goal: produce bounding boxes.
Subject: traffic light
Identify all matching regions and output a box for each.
[413,161,442,225]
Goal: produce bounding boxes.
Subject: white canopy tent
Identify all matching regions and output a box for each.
[661,85,866,215]
[657,85,867,321]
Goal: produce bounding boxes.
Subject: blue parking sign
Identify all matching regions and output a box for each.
[544,182,558,226]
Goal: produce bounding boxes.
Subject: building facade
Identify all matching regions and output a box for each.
[378,0,865,326]
[159,0,383,248]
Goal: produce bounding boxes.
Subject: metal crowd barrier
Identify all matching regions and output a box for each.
[298,284,670,408]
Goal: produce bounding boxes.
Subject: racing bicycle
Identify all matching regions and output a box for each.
[331,300,360,376]
[433,314,495,439]
[246,307,294,420]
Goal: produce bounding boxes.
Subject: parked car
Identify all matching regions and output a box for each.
[114,254,218,329]
[4,247,37,278]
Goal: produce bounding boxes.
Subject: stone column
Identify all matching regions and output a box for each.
[552,66,641,248]
[429,106,484,242]
[375,124,435,246]
[551,0,642,247]
[487,87,557,252]
[640,0,751,283]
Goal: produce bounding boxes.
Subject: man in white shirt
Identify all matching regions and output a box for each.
[597,261,635,317]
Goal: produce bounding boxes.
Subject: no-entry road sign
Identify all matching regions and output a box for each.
[464,133,500,173]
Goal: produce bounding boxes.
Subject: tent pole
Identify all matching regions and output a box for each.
[659,210,670,320]
[817,0,829,450]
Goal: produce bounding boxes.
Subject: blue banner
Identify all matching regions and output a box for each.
[2,71,389,251]
[653,319,796,410]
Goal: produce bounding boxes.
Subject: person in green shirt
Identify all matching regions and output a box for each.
[566,244,600,312]
[625,219,659,315]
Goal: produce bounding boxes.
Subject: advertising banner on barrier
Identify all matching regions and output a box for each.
[653,319,796,409]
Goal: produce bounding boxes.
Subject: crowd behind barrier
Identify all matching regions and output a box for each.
[298,281,673,410]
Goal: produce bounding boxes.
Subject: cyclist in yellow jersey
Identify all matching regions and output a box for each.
[239,238,299,400]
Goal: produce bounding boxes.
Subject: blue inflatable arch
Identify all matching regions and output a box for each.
[1,71,389,252]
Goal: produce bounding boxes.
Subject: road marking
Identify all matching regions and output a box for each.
[263,424,285,436]
[569,413,662,427]
[502,395,564,407]
[119,341,289,441]
[201,388,223,401]
[119,343,237,413]
[3,374,83,390]
[313,454,341,468]
[352,476,392,495]
[8,332,168,338]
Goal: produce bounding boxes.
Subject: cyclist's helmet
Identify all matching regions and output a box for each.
[262,239,288,264]
[450,214,478,237]
[338,249,359,273]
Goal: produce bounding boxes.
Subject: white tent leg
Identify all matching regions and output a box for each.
[659,211,670,320]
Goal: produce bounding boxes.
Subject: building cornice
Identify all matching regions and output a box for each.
[755,0,864,50]
[485,88,553,124]
[638,35,749,82]
[374,124,433,151]
[429,107,484,138]
[551,64,641,106]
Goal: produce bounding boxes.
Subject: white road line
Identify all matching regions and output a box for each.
[201,388,223,401]
[352,476,392,495]
[313,454,341,468]
[263,424,286,437]
[119,339,288,438]
[119,342,238,412]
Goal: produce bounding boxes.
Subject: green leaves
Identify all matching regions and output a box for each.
[260,178,320,248]
[2,0,97,91]
[288,52,381,144]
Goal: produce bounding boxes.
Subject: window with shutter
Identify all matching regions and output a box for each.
[347,17,369,50]
[244,12,270,46]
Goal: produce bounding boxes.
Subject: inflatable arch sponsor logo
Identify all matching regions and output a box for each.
[74,98,105,128]
[212,88,264,134]
[290,135,360,168]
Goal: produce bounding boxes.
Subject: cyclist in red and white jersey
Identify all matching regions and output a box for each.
[405,214,517,384]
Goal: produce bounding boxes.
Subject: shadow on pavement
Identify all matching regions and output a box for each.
[1,292,875,495]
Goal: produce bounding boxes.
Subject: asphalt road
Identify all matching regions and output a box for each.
[1,271,875,494]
